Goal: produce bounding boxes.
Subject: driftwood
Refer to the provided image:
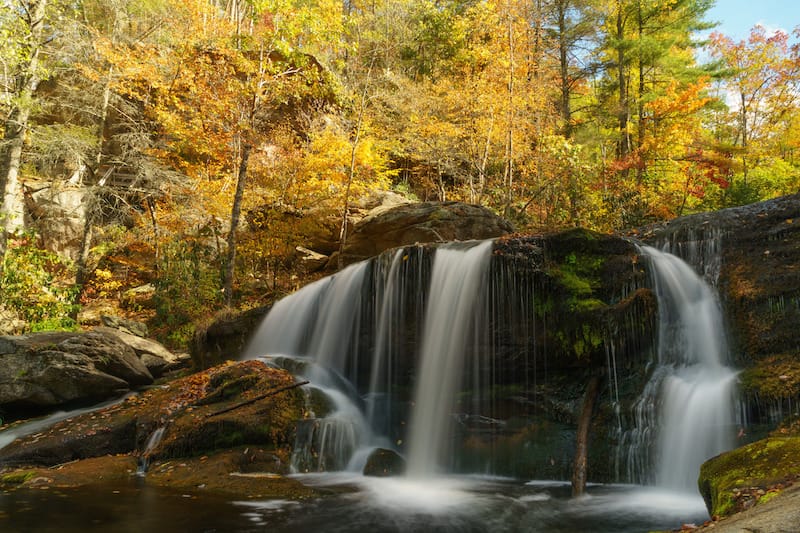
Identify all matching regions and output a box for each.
[206,380,309,418]
[572,375,601,497]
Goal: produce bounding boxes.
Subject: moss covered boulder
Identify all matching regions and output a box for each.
[698,436,800,518]
[0,360,312,499]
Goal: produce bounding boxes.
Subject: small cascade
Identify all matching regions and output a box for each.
[244,261,370,375]
[137,426,166,475]
[634,246,738,491]
[405,241,493,477]
[273,355,381,473]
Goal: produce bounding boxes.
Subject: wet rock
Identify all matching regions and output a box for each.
[363,448,406,477]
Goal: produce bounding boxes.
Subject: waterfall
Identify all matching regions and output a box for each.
[243,233,736,489]
[639,245,738,491]
[405,241,493,477]
[243,241,493,475]
[137,426,166,475]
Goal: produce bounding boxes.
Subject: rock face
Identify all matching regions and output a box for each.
[25,182,87,260]
[340,201,515,264]
[190,306,271,369]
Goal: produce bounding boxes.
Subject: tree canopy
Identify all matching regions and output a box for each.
[0,0,798,340]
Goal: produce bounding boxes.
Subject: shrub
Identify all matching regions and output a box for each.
[1,233,79,331]
[153,237,223,347]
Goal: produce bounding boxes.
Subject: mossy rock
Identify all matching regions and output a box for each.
[698,436,800,518]
[739,352,800,400]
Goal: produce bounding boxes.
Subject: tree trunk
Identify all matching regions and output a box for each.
[223,142,252,306]
[572,375,601,497]
[616,1,630,166]
[636,0,645,185]
[337,59,373,270]
[504,9,515,217]
[0,0,48,265]
[557,0,572,139]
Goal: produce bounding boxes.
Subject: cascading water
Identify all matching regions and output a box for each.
[635,245,738,491]
[243,232,736,502]
[405,241,492,477]
[243,241,493,475]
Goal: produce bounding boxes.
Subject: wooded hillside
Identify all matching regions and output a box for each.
[0,0,798,344]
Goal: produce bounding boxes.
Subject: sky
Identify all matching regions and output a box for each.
[706,0,800,40]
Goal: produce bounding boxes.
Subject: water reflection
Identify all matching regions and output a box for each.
[1,476,709,532]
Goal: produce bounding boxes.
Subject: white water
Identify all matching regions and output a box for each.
[405,241,493,477]
[244,261,369,370]
[641,245,737,491]
[137,425,166,475]
[243,242,494,475]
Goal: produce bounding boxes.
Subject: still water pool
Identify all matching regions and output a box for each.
[1,474,709,532]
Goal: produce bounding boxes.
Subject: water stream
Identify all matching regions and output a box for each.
[405,241,492,477]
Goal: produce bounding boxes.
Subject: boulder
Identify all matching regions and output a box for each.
[363,447,406,477]
[246,191,414,257]
[0,331,153,417]
[340,201,514,264]
[0,361,304,469]
[100,315,149,337]
[698,435,800,518]
[93,326,188,377]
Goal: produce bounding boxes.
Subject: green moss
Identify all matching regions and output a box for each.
[698,436,800,517]
[739,353,800,400]
[758,490,780,505]
[551,249,608,313]
[557,269,593,296]
[1,470,37,484]
[198,374,261,405]
[574,298,605,312]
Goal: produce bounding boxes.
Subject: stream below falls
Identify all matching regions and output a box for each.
[0,475,709,532]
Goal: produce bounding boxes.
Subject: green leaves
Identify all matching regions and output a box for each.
[1,233,79,331]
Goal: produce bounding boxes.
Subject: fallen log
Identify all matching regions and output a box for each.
[206,380,309,418]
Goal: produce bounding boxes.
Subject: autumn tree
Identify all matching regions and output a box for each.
[0,0,48,264]
[589,0,714,225]
[708,25,800,205]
